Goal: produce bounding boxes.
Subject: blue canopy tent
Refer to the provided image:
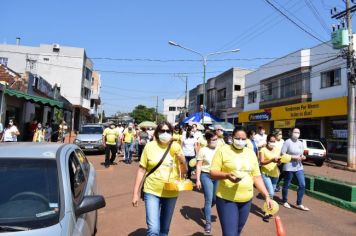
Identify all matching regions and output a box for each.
[182,112,221,124]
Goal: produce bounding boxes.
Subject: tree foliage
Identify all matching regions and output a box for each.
[130,105,165,124]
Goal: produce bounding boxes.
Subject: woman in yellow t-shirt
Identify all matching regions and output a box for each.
[259,134,282,222]
[210,128,272,236]
[196,130,219,234]
[132,121,187,236]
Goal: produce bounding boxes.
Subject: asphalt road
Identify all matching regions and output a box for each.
[87,153,356,236]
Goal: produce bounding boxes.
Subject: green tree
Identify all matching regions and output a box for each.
[130,105,166,124]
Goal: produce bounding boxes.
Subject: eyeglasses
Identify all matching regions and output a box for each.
[159,129,172,134]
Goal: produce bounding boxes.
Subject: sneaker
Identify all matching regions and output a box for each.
[204,223,211,234]
[275,186,281,192]
[297,205,310,211]
[104,164,110,168]
[283,202,291,209]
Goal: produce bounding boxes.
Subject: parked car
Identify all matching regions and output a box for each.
[0,143,106,235]
[74,124,104,152]
[299,139,327,166]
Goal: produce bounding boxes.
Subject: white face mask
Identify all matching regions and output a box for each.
[233,139,246,149]
[159,133,172,143]
[268,142,276,148]
[292,132,300,139]
[110,125,115,129]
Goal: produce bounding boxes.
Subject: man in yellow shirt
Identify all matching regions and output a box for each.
[123,123,136,164]
[102,121,119,168]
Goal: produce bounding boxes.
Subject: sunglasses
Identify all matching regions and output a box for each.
[234,138,247,141]
[211,138,218,141]
[159,129,172,134]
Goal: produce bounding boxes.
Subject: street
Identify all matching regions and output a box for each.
[87,153,356,236]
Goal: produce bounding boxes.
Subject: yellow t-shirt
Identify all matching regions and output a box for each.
[199,137,207,148]
[102,128,119,145]
[217,137,225,148]
[123,128,135,143]
[197,146,217,173]
[172,133,182,145]
[260,147,280,178]
[211,145,260,203]
[140,141,184,198]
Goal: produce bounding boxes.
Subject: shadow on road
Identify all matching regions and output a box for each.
[250,203,264,218]
[180,206,217,228]
[128,228,146,236]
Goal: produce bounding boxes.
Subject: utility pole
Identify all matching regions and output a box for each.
[332,0,356,169]
[174,73,188,118]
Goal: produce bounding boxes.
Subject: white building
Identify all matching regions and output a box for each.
[0,42,94,130]
[240,40,350,159]
[163,98,187,125]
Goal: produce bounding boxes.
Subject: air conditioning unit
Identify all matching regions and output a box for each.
[53,44,60,52]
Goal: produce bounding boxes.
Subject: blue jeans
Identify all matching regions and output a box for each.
[261,173,278,198]
[282,170,306,205]
[124,142,133,161]
[216,197,252,236]
[144,193,177,236]
[200,172,218,224]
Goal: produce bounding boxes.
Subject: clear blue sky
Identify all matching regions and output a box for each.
[2,0,350,115]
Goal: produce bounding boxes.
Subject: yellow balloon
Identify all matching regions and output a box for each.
[189,158,197,167]
[263,200,279,215]
[280,154,292,164]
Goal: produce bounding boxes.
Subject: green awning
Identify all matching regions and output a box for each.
[5,88,64,109]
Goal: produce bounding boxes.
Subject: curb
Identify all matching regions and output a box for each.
[288,183,356,213]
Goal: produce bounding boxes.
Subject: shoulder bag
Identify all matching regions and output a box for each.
[140,141,173,200]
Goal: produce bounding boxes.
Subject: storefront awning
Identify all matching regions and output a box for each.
[5,88,64,109]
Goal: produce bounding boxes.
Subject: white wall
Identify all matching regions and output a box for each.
[310,43,347,101]
[163,98,186,124]
[0,44,89,107]
[244,49,310,111]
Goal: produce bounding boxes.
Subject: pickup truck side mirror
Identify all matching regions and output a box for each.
[75,195,106,217]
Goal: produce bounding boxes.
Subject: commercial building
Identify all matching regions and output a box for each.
[188,68,253,124]
[0,64,69,141]
[0,42,94,130]
[163,98,186,125]
[239,41,349,159]
[89,71,102,123]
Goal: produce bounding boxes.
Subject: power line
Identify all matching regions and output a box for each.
[304,0,331,34]
[263,0,332,45]
[218,0,303,51]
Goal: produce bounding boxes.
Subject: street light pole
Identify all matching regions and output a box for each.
[168,41,240,125]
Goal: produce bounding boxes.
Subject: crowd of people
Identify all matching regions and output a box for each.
[0,118,69,143]
[129,122,311,236]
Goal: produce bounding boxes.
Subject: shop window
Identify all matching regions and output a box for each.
[234,85,241,91]
[261,81,278,101]
[248,91,257,104]
[321,68,341,88]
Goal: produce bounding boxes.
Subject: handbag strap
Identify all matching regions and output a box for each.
[145,141,173,178]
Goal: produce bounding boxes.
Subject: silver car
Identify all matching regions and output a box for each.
[0,143,106,235]
[74,124,105,152]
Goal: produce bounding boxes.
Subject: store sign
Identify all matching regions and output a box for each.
[239,97,347,123]
[248,111,271,121]
[274,120,296,129]
[333,129,347,139]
